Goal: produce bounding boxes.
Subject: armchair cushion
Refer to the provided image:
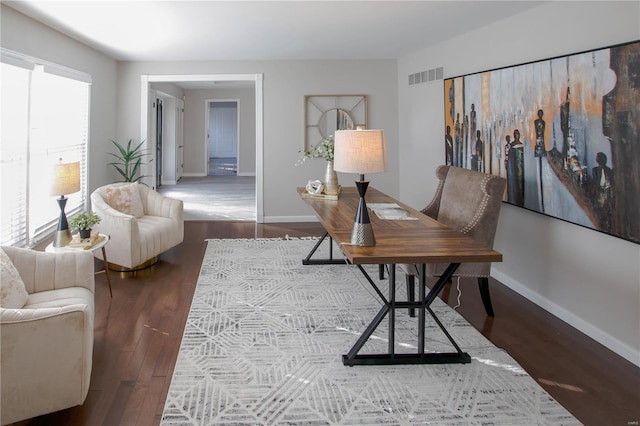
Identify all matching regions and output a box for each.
[0,248,28,308]
[106,183,144,218]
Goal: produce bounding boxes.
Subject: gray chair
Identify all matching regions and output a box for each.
[402,165,506,317]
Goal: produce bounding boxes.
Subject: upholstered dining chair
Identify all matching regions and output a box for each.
[91,182,184,271]
[402,165,506,317]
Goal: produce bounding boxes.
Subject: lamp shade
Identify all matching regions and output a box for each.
[333,129,388,174]
[49,160,80,196]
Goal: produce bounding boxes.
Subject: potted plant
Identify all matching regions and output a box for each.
[69,212,101,239]
[108,139,149,183]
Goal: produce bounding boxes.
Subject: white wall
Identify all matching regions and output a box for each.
[183,87,256,176]
[116,60,398,220]
[1,4,118,193]
[397,1,640,365]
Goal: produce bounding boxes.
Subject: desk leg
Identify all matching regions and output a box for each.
[388,264,395,356]
[418,264,426,354]
[100,247,113,297]
[343,262,471,366]
[302,232,345,265]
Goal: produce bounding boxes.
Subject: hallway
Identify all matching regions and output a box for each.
[158,175,256,221]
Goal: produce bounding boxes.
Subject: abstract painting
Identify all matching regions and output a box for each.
[444,40,639,244]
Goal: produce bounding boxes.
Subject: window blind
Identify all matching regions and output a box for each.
[0,49,91,247]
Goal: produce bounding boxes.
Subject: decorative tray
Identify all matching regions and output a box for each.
[301,186,341,200]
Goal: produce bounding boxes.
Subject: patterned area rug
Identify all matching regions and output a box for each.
[162,238,580,425]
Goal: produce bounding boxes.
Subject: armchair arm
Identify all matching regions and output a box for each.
[0,303,93,423]
[143,187,184,221]
[141,187,184,243]
[1,303,91,324]
[91,191,140,268]
[2,247,94,295]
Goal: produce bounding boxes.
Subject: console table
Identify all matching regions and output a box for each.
[298,186,502,366]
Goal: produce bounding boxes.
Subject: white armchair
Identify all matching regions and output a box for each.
[1,247,94,425]
[91,183,184,270]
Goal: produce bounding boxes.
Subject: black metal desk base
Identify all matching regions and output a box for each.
[342,262,469,366]
[302,232,346,265]
[301,236,470,366]
[343,352,471,366]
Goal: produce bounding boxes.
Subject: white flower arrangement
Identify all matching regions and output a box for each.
[296,136,334,166]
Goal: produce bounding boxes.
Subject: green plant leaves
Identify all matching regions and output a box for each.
[109,139,149,182]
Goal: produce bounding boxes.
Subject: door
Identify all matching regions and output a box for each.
[208,101,238,159]
[146,89,157,189]
[156,98,163,188]
[176,99,184,180]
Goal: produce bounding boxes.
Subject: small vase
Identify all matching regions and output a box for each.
[79,228,91,239]
[324,161,339,195]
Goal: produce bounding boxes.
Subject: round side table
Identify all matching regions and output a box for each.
[45,233,113,297]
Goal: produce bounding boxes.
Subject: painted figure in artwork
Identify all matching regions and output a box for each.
[591,151,614,231]
[471,130,484,172]
[469,103,477,158]
[463,114,469,168]
[454,113,462,167]
[534,109,546,158]
[506,129,525,205]
[445,125,454,166]
[504,134,511,170]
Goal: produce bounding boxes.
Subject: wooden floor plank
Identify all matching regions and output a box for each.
[10,221,639,426]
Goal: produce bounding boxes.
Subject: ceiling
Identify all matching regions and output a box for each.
[4,1,545,62]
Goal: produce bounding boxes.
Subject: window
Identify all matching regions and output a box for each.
[1,49,91,247]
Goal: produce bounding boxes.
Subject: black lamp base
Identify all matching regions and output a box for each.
[350,180,376,246]
[53,196,72,247]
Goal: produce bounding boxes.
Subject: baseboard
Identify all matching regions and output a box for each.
[161,180,177,185]
[492,269,640,368]
[237,172,256,177]
[263,215,319,223]
[181,173,206,177]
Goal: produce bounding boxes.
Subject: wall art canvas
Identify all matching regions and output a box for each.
[444,40,639,244]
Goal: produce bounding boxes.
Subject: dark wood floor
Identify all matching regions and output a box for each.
[14,221,639,426]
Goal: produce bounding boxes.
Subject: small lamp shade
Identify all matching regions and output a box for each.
[334,129,388,175]
[50,161,81,196]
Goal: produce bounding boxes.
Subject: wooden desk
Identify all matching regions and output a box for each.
[298,186,502,365]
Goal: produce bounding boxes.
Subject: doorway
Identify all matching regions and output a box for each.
[207,100,238,176]
[140,73,264,222]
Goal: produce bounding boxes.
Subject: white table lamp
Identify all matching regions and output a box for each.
[334,129,388,246]
[49,159,81,247]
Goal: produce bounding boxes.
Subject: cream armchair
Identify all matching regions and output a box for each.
[91,183,184,270]
[1,247,94,425]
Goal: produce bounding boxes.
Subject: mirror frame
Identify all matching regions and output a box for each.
[304,94,367,150]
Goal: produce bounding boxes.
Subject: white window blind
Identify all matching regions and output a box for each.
[0,49,91,247]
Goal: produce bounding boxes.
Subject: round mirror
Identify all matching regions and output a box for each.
[318,108,354,139]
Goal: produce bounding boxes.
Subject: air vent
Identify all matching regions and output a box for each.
[408,66,444,86]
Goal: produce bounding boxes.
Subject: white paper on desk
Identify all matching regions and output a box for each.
[368,203,418,220]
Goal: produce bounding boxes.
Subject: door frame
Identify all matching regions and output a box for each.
[205,99,240,175]
[140,73,264,222]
